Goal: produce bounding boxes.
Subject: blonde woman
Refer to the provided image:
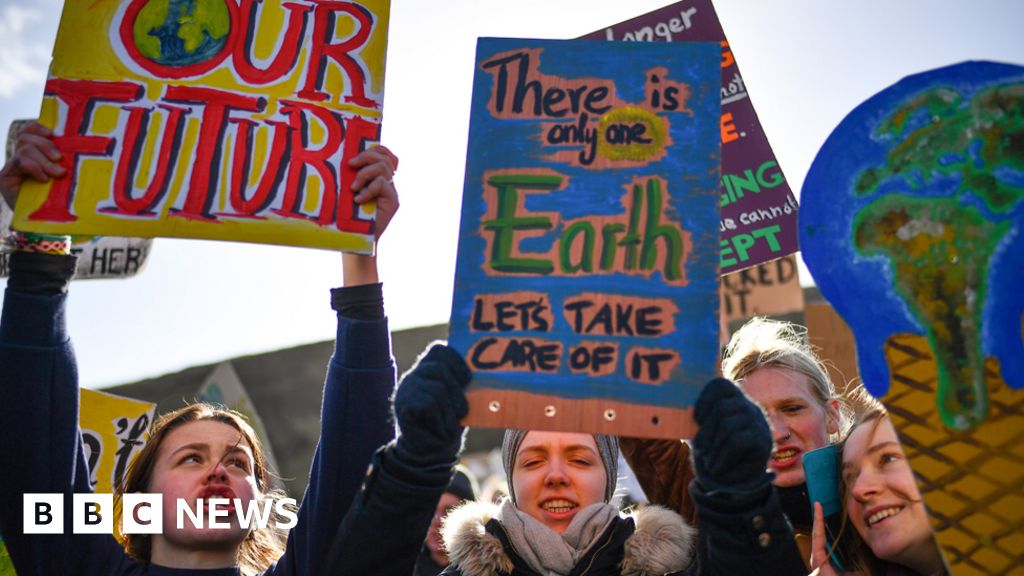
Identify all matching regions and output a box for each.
[621,317,851,570]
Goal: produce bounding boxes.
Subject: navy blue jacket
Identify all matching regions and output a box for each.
[0,257,396,575]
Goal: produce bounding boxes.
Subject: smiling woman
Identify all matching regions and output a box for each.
[440,429,698,576]
[439,377,811,575]
[620,317,852,571]
[829,408,949,576]
[505,431,616,535]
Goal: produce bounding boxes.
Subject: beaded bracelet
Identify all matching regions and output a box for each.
[1,230,72,255]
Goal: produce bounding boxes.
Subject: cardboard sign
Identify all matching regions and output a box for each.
[449,38,721,440]
[804,302,859,393]
[801,60,1024,428]
[882,335,1020,575]
[12,0,391,252]
[583,0,799,274]
[2,119,153,280]
[719,253,803,326]
[800,61,1024,573]
[78,388,157,494]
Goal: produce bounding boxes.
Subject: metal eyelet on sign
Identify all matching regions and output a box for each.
[604,409,616,421]
[489,401,501,412]
[544,405,557,417]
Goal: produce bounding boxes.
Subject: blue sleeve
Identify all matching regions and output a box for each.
[0,287,136,576]
[269,312,396,576]
[322,445,452,576]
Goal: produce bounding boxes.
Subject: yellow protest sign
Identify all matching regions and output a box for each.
[13,0,391,252]
[79,388,157,494]
[3,120,155,280]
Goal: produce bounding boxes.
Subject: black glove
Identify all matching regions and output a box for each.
[693,377,772,495]
[391,343,471,468]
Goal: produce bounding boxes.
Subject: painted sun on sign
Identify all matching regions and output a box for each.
[583,0,801,274]
[13,0,391,252]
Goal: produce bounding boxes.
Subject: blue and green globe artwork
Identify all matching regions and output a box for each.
[800,61,1024,431]
[132,0,230,67]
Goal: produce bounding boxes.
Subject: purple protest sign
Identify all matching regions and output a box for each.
[582,0,798,274]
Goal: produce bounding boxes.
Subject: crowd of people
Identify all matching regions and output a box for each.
[0,123,949,575]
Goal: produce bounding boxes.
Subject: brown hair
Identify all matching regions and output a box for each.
[833,404,945,575]
[115,403,289,575]
[722,317,851,440]
[833,405,889,574]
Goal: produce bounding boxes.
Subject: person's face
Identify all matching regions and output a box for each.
[511,431,607,534]
[843,417,936,571]
[425,492,463,564]
[147,420,259,554]
[740,366,838,487]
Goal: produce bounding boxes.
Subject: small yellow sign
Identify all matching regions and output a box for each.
[79,387,157,494]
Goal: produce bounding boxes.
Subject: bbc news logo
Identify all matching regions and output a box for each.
[24,494,298,534]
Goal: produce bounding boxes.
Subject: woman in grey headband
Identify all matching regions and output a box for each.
[501,430,619,534]
[440,378,812,576]
[439,428,698,575]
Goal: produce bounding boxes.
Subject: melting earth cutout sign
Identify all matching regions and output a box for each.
[801,61,1024,574]
[801,61,1023,431]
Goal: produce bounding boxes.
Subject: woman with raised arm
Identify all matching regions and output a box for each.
[810,405,948,576]
[0,121,407,575]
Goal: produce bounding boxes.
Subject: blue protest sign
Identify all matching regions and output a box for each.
[449,38,720,439]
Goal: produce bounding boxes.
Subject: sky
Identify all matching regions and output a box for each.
[0,0,1021,389]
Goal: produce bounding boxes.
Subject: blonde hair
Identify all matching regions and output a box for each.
[723,317,852,439]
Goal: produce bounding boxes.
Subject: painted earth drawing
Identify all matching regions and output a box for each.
[801,61,1023,430]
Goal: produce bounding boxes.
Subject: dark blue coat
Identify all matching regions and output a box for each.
[0,258,396,575]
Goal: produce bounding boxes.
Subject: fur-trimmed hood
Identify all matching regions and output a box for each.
[441,501,696,576]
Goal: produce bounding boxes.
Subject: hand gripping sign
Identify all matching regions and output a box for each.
[12,0,391,253]
[2,120,153,280]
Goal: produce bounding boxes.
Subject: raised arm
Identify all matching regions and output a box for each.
[0,123,131,575]
[324,343,471,576]
[687,378,808,575]
[341,144,399,287]
[274,145,402,575]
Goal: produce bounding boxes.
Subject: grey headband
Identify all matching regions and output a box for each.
[502,429,618,506]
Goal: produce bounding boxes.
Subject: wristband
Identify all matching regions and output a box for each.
[2,230,72,255]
